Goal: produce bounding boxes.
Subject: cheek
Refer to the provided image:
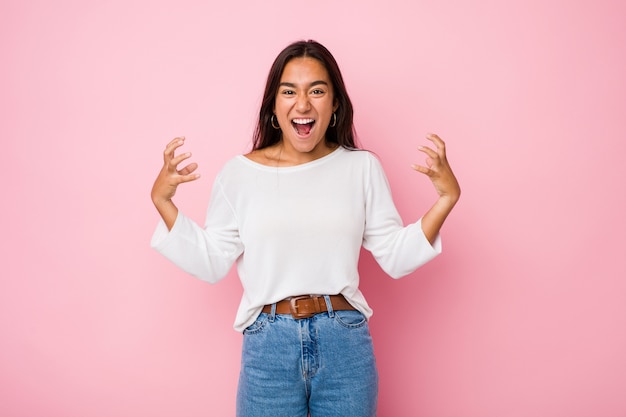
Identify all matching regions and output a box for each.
[324,97,337,113]
[274,99,289,115]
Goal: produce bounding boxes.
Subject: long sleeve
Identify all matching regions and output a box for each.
[361,154,442,278]
[150,177,244,283]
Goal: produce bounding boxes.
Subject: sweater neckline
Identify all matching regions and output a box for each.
[237,146,345,172]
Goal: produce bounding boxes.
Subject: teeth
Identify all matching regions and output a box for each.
[292,118,315,124]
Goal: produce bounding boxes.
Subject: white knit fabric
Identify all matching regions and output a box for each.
[151,147,441,332]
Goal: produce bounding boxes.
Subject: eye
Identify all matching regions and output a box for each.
[311,89,325,95]
[280,89,295,95]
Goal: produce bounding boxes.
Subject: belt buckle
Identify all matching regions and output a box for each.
[289,295,317,319]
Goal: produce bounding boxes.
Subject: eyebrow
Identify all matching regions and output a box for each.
[279,80,329,88]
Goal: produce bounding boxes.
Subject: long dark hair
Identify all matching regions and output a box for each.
[252,40,358,150]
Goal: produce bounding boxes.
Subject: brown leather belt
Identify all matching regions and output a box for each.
[262,294,355,319]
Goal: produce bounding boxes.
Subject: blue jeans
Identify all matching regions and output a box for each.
[236,296,378,417]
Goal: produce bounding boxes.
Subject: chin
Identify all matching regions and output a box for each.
[297,139,325,153]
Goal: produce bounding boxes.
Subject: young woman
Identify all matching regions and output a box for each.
[151,40,460,417]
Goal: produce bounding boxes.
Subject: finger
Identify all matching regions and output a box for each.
[411,164,434,177]
[417,147,442,171]
[418,145,438,159]
[171,151,194,168]
[425,133,446,156]
[166,136,186,147]
[177,172,201,183]
[178,162,198,176]
[163,136,186,161]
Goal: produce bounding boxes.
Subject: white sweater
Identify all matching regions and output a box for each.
[151,147,441,332]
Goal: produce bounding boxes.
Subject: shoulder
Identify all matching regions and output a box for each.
[337,147,382,170]
[337,146,375,161]
[214,154,254,184]
[242,147,279,166]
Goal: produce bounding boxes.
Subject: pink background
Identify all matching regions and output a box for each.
[2,0,625,416]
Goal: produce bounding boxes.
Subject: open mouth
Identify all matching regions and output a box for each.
[292,118,315,137]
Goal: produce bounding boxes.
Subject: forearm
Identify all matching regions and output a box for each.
[153,198,179,231]
[421,195,459,245]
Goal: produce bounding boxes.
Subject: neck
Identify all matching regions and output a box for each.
[270,140,338,167]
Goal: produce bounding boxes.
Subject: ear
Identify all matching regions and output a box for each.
[333,98,339,113]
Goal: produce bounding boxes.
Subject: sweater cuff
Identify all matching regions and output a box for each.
[150,211,184,250]
[416,218,442,257]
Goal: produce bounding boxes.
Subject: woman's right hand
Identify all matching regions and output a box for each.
[151,137,200,229]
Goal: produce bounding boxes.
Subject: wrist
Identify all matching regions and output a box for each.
[437,194,460,211]
[152,196,170,207]
[152,199,179,231]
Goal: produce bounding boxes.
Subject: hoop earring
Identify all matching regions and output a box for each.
[330,112,337,128]
[271,114,280,130]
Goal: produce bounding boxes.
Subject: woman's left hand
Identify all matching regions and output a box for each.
[412,133,461,243]
[412,133,461,206]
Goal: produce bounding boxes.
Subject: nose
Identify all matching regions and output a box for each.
[296,94,311,112]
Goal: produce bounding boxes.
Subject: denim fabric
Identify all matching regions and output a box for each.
[236,297,378,417]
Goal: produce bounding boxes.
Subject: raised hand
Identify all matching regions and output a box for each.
[151,137,200,230]
[412,133,461,243]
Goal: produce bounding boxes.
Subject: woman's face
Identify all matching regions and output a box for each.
[274,57,338,160]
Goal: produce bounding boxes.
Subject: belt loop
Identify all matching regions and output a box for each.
[269,303,276,322]
[323,295,334,318]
